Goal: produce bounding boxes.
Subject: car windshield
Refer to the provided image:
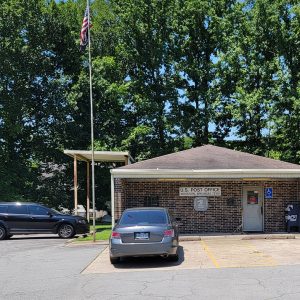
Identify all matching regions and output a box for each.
[119,210,168,226]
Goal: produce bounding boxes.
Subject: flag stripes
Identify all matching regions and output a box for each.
[80,6,91,51]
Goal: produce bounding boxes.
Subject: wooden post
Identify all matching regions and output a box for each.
[74,155,78,215]
[124,155,129,166]
[86,161,90,222]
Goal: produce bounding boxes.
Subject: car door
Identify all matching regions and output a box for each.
[6,204,32,232]
[28,205,57,232]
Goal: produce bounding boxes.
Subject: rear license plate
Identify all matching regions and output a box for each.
[135,232,149,240]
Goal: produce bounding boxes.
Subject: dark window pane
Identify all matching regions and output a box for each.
[144,195,159,207]
[119,210,167,225]
[7,205,28,214]
[0,206,8,213]
[247,191,259,205]
[29,206,49,216]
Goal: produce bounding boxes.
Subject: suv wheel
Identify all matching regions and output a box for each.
[58,224,75,239]
[0,226,7,240]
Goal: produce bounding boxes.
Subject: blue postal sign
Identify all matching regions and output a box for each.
[265,187,273,199]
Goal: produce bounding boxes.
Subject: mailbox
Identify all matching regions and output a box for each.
[285,204,300,232]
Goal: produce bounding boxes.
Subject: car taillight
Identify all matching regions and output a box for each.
[164,229,174,237]
[111,231,121,239]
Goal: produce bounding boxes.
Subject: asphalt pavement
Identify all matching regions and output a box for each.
[0,235,104,300]
[1,235,300,299]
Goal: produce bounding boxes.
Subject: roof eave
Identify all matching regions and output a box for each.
[63,150,134,163]
[110,169,300,179]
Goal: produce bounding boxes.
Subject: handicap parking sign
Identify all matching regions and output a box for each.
[265,187,273,199]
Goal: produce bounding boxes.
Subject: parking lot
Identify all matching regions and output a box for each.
[0,235,105,299]
[83,237,300,274]
[2,235,300,299]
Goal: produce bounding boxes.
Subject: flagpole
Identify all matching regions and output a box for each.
[87,0,96,243]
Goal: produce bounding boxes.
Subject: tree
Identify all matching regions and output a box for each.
[173,0,237,147]
[228,0,281,155]
[0,0,80,203]
[113,0,180,158]
[271,1,300,163]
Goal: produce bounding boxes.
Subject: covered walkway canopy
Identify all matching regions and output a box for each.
[64,150,134,221]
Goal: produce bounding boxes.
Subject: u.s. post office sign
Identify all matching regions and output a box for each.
[179,187,221,197]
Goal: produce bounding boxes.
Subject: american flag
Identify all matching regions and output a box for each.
[80,6,91,51]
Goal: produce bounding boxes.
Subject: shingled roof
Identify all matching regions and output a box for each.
[118,145,300,170]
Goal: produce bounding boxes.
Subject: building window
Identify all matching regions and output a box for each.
[247,191,259,205]
[144,195,159,207]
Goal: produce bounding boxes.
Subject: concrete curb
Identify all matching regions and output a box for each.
[242,235,295,240]
[179,233,299,241]
[66,238,76,244]
[66,235,109,246]
[67,233,299,244]
[179,236,202,241]
[66,240,109,246]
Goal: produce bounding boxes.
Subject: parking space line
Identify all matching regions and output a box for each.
[200,240,220,268]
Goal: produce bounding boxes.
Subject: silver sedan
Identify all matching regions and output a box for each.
[109,207,179,264]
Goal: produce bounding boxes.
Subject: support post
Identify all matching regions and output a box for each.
[74,155,78,215]
[124,155,129,166]
[111,175,115,227]
[86,161,90,223]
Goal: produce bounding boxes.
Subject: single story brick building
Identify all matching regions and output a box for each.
[110,145,300,233]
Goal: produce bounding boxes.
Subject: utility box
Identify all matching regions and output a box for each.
[285,204,300,232]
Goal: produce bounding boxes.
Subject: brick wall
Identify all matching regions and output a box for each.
[114,178,300,233]
[114,178,126,219]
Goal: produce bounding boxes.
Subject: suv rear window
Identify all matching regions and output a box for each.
[119,210,168,226]
[7,205,28,215]
[0,206,8,213]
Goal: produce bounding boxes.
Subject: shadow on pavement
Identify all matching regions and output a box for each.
[113,246,184,269]
[8,234,62,240]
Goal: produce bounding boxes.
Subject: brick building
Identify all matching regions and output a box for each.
[110,145,300,233]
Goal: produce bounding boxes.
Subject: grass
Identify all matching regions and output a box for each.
[75,224,112,242]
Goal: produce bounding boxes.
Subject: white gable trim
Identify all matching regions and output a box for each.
[110,169,300,179]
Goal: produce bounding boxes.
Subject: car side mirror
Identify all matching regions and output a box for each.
[47,211,53,217]
[115,219,119,224]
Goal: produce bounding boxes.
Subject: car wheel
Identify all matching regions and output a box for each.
[0,226,7,240]
[167,253,179,262]
[58,224,75,239]
[110,256,120,264]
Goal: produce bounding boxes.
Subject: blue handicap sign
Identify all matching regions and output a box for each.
[265,187,273,199]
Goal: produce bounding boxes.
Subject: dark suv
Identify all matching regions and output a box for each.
[0,202,89,240]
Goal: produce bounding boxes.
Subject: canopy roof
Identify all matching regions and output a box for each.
[64,150,134,163]
[111,145,300,178]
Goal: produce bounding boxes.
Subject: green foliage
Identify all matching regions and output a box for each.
[0,0,79,204]
[76,224,112,242]
[1,0,300,209]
